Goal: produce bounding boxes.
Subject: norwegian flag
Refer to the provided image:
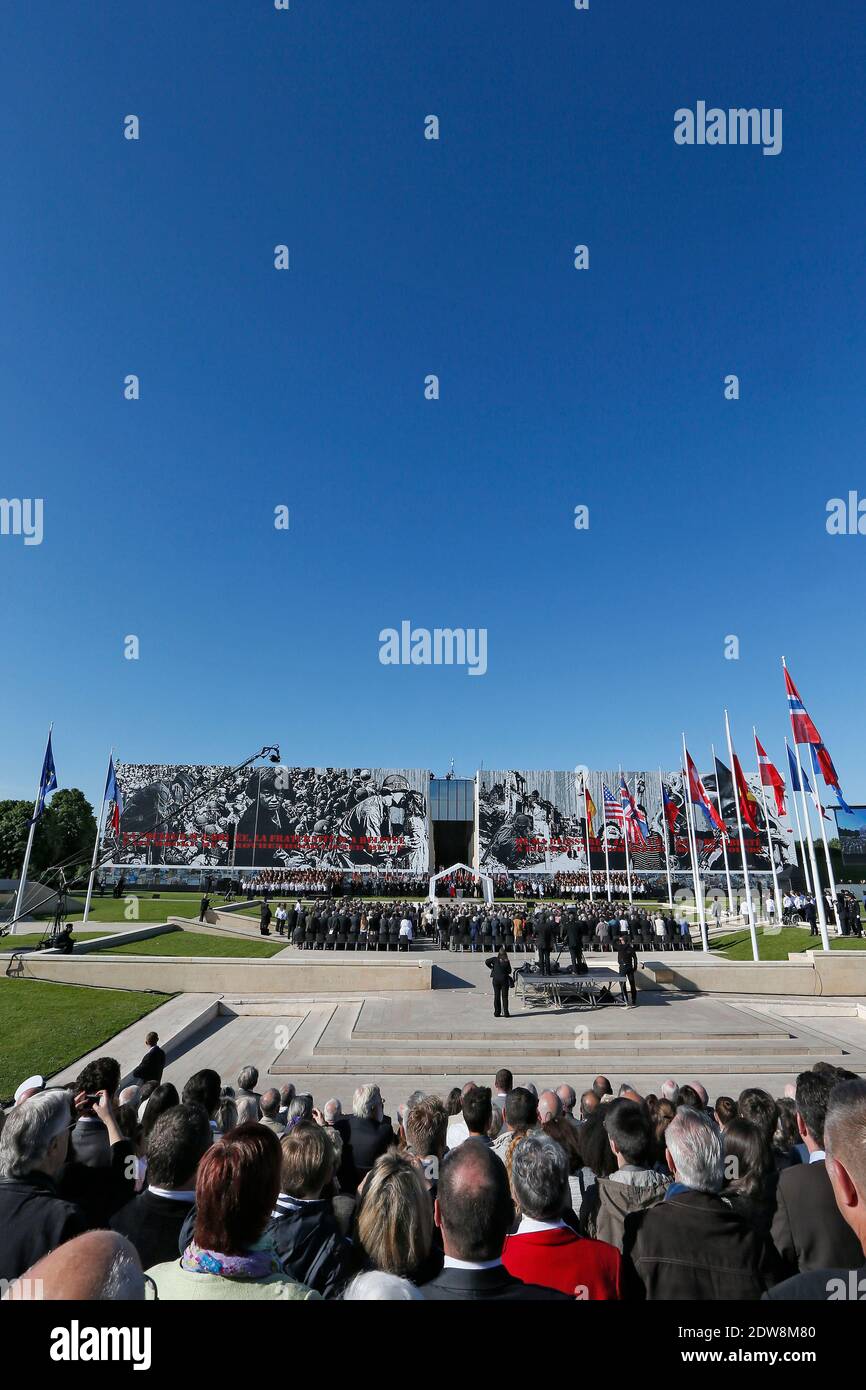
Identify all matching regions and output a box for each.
[685,750,725,832]
[784,666,822,745]
[619,774,649,847]
[755,734,786,818]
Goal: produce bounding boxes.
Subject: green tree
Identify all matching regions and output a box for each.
[41,789,97,879]
[0,800,39,879]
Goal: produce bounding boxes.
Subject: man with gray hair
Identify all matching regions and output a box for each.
[503,1131,624,1298]
[628,1107,765,1300]
[236,1066,261,1117]
[0,1090,87,1281]
[556,1084,578,1126]
[340,1084,394,1188]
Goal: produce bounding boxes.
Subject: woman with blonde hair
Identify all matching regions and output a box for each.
[355,1151,438,1283]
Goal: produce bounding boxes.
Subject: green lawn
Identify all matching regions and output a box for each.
[95,928,286,958]
[58,895,203,924]
[713,926,866,961]
[0,931,105,953]
[0,976,171,1101]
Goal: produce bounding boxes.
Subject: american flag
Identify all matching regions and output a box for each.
[602,784,623,821]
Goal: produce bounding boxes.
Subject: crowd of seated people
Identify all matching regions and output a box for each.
[263,899,694,954]
[234,869,429,901]
[3,1052,864,1303]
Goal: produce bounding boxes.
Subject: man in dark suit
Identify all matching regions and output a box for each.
[536,913,553,976]
[338,1084,395,1189]
[771,1069,863,1278]
[421,1139,570,1300]
[110,1102,211,1270]
[132,1031,165,1087]
[765,1079,866,1301]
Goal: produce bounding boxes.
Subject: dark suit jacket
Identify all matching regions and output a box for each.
[110,1189,195,1271]
[764,1260,866,1301]
[338,1116,396,1189]
[0,1174,87,1282]
[628,1190,767,1300]
[771,1158,863,1277]
[69,1117,111,1169]
[421,1261,572,1301]
[132,1046,165,1085]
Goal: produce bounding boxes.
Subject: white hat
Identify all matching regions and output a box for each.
[14,1074,45,1104]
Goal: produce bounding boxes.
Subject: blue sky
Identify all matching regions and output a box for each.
[1,1,864,812]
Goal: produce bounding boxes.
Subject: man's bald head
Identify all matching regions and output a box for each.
[593,1076,612,1099]
[581,1090,600,1120]
[538,1090,563,1124]
[435,1138,513,1262]
[2,1231,144,1301]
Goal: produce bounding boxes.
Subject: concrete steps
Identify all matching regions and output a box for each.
[278,1052,863,1077]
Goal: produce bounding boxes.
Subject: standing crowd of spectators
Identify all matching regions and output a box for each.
[2,1047,865,1303]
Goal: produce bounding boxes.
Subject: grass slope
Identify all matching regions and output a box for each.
[713,927,866,961]
[95,928,286,958]
[0,977,171,1101]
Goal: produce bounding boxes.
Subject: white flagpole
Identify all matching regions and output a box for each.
[711,742,734,917]
[681,737,709,951]
[82,749,113,925]
[582,774,595,904]
[13,724,53,927]
[784,737,813,896]
[754,730,783,925]
[812,772,842,934]
[658,767,674,908]
[793,739,830,949]
[601,781,612,900]
[619,767,633,904]
[782,658,831,948]
[723,709,759,962]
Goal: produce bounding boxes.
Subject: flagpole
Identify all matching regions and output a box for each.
[13,724,53,927]
[83,749,113,926]
[711,742,734,918]
[753,729,783,925]
[681,736,709,951]
[619,766,633,904]
[782,658,831,948]
[812,773,842,934]
[602,781,612,901]
[785,736,813,896]
[582,774,595,904]
[658,768,674,908]
[723,709,759,962]
[793,739,830,949]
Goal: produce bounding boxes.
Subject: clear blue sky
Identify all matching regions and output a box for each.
[2,1,864,813]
